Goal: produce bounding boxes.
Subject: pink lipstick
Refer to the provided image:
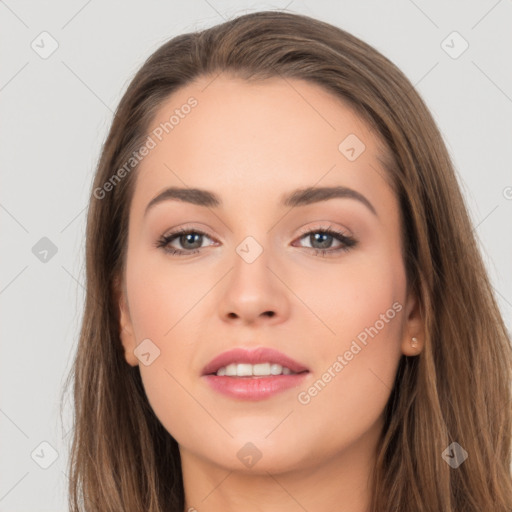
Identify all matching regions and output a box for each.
[201,347,309,401]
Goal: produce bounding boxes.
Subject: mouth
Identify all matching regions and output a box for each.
[209,362,307,377]
[201,346,309,376]
[201,347,310,400]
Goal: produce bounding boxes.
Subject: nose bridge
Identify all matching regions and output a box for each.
[230,232,273,292]
[226,199,275,265]
[227,205,292,284]
[218,229,289,323]
[235,233,267,266]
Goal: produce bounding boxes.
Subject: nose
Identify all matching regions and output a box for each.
[218,248,290,326]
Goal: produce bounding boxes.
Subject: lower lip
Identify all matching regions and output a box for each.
[202,373,309,400]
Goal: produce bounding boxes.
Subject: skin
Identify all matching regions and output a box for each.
[117,74,424,512]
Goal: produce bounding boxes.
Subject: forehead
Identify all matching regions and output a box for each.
[131,74,394,219]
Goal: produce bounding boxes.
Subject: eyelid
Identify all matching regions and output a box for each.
[295,222,353,239]
[161,221,353,241]
[161,224,218,241]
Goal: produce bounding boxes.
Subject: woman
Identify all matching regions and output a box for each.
[63,10,512,512]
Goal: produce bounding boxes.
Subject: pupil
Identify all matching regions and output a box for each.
[312,233,332,249]
[182,233,202,249]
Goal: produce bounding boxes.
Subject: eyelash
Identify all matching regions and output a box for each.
[154,225,357,258]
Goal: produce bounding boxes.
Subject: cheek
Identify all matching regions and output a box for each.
[292,250,406,412]
[292,249,405,429]
[298,246,406,359]
[126,260,204,377]
[124,251,212,432]
[125,248,207,341]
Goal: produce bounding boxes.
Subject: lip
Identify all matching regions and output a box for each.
[201,347,309,376]
[203,373,309,401]
[201,347,310,401]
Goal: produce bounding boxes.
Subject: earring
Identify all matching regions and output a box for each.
[411,337,419,348]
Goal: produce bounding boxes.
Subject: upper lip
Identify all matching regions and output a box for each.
[201,347,309,376]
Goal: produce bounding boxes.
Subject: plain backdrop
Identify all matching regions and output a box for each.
[1,1,511,510]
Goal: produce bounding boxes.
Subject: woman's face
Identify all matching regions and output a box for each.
[117,74,423,476]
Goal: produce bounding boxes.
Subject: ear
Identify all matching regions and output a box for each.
[400,286,425,356]
[114,275,139,367]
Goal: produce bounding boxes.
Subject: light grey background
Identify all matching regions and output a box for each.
[1,1,511,510]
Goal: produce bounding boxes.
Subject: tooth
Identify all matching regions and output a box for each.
[214,362,297,376]
[225,363,237,376]
[270,363,283,375]
[237,363,253,376]
[253,363,271,376]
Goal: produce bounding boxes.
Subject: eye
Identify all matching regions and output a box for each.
[155,224,358,257]
[293,225,357,257]
[154,227,216,256]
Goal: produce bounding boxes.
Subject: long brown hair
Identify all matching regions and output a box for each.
[61,10,512,511]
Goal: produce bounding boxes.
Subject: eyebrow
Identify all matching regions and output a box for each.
[144,185,377,217]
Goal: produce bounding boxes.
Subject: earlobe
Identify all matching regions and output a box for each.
[401,289,425,356]
[115,276,139,367]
